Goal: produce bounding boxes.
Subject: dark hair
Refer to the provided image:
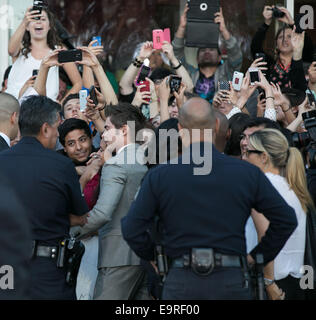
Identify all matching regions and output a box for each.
[58,118,91,147]
[19,95,61,136]
[149,68,173,82]
[22,8,62,58]
[224,113,251,156]
[244,117,281,132]
[104,103,146,139]
[2,66,12,88]
[62,93,79,112]
[275,25,292,58]
[281,88,306,107]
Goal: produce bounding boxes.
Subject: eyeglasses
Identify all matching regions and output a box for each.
[245,149,263,157]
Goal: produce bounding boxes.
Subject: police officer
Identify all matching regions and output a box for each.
[121,97,298,300]
[0,96,89,300]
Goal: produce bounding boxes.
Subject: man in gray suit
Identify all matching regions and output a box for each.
[72,103,150,300]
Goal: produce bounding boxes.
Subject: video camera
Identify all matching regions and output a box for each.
[292,110,316,169]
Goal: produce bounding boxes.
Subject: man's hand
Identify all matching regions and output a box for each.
[214,7,230,40]
[70,213,89,227]
[173,83,186,109]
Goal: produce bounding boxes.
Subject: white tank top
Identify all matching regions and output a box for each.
[6,52,59,101]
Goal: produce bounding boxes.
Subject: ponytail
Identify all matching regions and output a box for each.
[286,147,314,212]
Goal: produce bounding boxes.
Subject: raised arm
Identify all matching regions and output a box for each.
[8,7,42,58]
[119,42,154,96]
[161,41,193,92]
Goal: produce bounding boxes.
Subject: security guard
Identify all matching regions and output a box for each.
[0,96,89,300]
[122,97,298,300]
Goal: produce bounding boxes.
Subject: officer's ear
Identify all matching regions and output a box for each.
[10,112,18,125]
[40,122,50,138]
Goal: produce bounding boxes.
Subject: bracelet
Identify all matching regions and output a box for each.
[172,61,182,70]
[133,57,143,68]
[264,278,275,287]
[265,96,275,100]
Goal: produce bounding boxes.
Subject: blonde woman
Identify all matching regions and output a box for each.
[243,128,314,300]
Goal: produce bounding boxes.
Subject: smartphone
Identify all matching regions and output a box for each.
[89,86,98,106]
[32,69,39,77]
[32,0,43,20]
[58,49,82,63]
[249,68,260,85]
[153,29,164,50]
[135,59,151,86]
[92,36,102,47]
[255,52,266,62]
[219,80,231,91]
[232,71,244,91]
[139,80,151,104]
[168,75,182,93]
[79,90,88,112]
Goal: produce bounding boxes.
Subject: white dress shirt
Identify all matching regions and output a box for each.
[0,132,10,147]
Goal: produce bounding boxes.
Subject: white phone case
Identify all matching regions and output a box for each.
[232,71,244,91]
[79,90,88,112]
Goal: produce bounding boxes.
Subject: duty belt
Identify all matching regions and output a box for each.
[31,241,59,259]
[171,252,242,269]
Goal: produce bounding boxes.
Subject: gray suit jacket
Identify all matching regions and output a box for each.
[75,144,147,268]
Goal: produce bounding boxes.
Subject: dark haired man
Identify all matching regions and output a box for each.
[0,95,89,299]
[72,103,150,300]
[172,6,243,103]
[58,118,94,166]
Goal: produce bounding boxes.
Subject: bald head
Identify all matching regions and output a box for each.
[0,93,20,140]
[178,97,216,130]
[0,93,19,122]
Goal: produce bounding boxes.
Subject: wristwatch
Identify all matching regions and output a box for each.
[264,278,275,286]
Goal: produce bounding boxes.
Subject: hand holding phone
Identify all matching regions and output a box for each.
[92,36,102,47]
[219,80,231,91]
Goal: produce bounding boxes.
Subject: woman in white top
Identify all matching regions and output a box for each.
[244,128,314,300]
[6,6,81,101]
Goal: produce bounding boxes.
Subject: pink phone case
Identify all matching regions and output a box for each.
[163,28,171,43]
[153,29,164,50]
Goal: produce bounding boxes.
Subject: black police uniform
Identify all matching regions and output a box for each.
[122,142,298,300]
[0,137,89,300]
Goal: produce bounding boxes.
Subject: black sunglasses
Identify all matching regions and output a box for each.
[246,150,263,156]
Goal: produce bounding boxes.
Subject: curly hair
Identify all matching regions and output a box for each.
[22,9,62,58]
